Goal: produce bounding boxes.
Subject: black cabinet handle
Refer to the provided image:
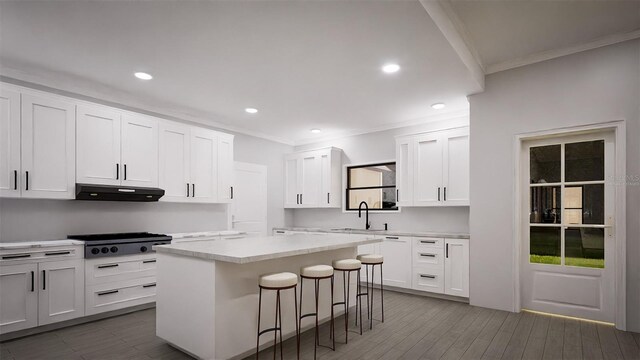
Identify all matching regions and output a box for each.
[97,264,119,269]
[397,189,399,202]
[300,194,302,204]
[437,187,440,201]
[116,164,119,180]
[31,271,34,292]
[143,259,156,264]
[296,194,299,204]
[327,192,330,204]
[42,270,46,290]
[45,251,71,256]
[192,183,195,197]
[420,253,436,258]
[124,164,127,180]
[230,186,233,199]
[446,243,449,258]
[420,240,436,244]
[14,170,17,190]
[420,274,436,279]
[97,290,119,296]
[385,236,399,240]
[444,187,447,201]
[186,183,189,197]
[143,283,157,288]
[2,254,31,259]
[25,171,29,190]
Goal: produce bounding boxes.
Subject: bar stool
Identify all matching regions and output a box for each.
[356,254,384,330]
[331,258,363,343]
[256,272,300,360]
[299,265,335,359]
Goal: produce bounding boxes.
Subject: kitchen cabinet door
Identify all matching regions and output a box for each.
[190,128,218,203]
[379,236,411,288]
[0,263,38,334]
[217,134,234,203]
[76,105,122,186]
[0,88,21,197]
[442,128,470,205]
[395,137,413,206]
[444,239,469,297]
[159,121,191,202]
[121,114,158,187]
[38,259,84,325]
[413,132,443,206]
[21,93,76,199]
[299,153,320,207]
[284,156,300,208]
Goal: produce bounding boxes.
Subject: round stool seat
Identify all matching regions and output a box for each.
[357,254,384,265]
[300,264,334,278]
[259,272,298,288]
[332,259,362,270]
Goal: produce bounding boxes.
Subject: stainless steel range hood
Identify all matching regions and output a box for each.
[75,184,165,202]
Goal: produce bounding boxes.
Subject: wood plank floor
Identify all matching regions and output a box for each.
[1,290,638,360]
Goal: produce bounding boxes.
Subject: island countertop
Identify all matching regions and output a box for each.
[154,233,382,264]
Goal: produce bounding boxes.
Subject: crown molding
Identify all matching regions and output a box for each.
[293,108,469,146]
[486,29,640,74]
[0,65,295,146]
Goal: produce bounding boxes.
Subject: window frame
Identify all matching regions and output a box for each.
[343,161,399,212]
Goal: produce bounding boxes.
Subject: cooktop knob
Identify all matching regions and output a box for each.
[91,248,100,255]
[110,246,118,253]
[140,246,148,253]
[101,247,109,254]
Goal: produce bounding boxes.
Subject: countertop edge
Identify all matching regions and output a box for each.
[273,227,470,239]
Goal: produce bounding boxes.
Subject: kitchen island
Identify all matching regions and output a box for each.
[154,233,381,360]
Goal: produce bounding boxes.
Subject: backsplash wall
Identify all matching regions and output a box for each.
[0,198,228,242]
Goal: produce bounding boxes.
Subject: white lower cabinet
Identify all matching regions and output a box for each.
[0,246,85,334]
[411,237,469,297]
[378,236,411,288]
[85,254,158,316]
[444,239,470,297]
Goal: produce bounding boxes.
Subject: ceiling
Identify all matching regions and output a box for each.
[0,1,479,145]
[448,0,640,73]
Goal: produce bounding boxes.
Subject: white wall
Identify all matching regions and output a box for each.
[0,78,293,242]
[292,116,470,234]
[468,40,639,331]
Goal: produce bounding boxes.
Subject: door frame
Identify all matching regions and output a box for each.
[513,120,626,330]
[228,161,268,235]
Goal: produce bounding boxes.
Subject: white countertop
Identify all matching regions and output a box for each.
[273,227,470,239]
[167,230,244,239]
[154,233,381,264]
[0,240,84,250]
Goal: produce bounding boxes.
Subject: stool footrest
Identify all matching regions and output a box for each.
[257,327,281,336]
[332,301,346,307]
[300,313,318,319]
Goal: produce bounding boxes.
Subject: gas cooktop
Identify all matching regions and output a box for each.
[68,232,172,258]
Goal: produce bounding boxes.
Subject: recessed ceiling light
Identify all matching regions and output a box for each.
[310,129,321,134]
[245,108,258,114]
[431,103,446,110]
[382,63,400,74]
[134,72,153,80]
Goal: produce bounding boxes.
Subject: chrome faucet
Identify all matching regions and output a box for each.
[358,201,371,230]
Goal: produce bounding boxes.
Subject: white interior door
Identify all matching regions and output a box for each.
[0,88,21,197]
[21,93,75,199]
[231,162,267,236]
[413,133,442,206]
[76,105,121,186]
[159,121,190,201]
[121,114,158,187]
[521,131,615,323]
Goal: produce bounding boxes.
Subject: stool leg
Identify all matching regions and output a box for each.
[330,275,335,351]
[314,279,319,359]
[365,265,370,320]
[294,285,300,360]
[273,290,279,360]
[357,269,363,335]
[344,271,349,344]
[370,265,374,330]
[278,289,284,360]
[298,277,303,349]
[256,287,262,360]
[380,264,384,323]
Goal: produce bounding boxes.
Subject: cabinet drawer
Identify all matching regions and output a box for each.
[0,246,83,265]
[412,268,444,294]
[413,248,445,267]
[86,255,156,285]
[413,237,443,250]
[85,277,156,316]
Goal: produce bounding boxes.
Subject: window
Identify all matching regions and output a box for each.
[345,162,397,211]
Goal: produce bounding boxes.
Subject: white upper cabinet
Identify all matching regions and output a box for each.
[121,114,159,187]
[159,121,191,201]
[396,127,469,207]
[217,134,234,203]
[0,88,21,197]
[76,105,122,186]
[159,120,233,204]
[190,128,218,203]
[21,93,76,199]
[283,147,342,208]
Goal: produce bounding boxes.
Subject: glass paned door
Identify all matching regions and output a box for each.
[521,131,615,323]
